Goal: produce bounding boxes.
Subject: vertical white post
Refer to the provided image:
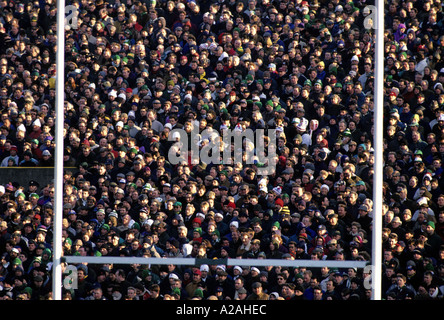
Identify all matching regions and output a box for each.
[372,0,384,301]
[53,0,66,301]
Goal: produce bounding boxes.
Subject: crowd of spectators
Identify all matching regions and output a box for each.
[1,0,444,301]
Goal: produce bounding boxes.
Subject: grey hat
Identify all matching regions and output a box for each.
[109,211,118,219]
[238,288,247,294]
[270,292,280,299]
[34,275,44,282]
[282,168,293,174]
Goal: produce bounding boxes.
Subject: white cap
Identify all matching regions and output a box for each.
[272,186,282,195]
[234,266,243,273]
[200,264,209,272]
[417,197,428,206]
[216,265,226,271]
[218,52,229,61]
[196,212,205,221]
[251,267,260,274]
[169,273,179,280]
[258,178,267,186]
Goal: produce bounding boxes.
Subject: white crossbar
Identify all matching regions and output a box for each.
[63,256,368,269]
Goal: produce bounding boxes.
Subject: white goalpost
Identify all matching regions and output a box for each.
[371,0,384,301]
[52,1,385,300]
[53,0,66,301]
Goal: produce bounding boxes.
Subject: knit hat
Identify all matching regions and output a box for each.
[141,270,152,278]
[193,288,204,298]
[227,202,236,209]
[281,206,290,215]
[77,264,88,275]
